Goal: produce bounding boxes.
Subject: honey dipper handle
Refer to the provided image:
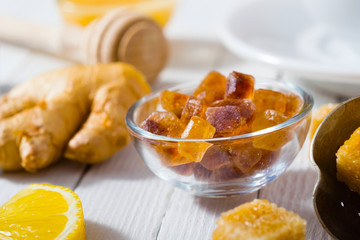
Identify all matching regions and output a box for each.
[0,15,82,61]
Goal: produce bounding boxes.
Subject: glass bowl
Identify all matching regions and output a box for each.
[126,79,313,197]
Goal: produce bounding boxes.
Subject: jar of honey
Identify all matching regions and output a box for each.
[57,0,176,27]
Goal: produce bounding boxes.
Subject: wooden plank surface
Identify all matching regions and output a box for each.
[0,0,344,239]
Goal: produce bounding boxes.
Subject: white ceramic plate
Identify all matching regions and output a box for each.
[221,0,360,87]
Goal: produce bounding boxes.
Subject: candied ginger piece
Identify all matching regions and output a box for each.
[206,100,256,137]
[160,90,190,117]
[229,143,269,174]
[336,127,360,195]
[200,146,231,170]
[309,103,337,140]
[140,111,185,137]
[212,199,306,240]
[253,89,287,113]
[285,93,303,117]
[180,97,207,124]
[193,71,227,105]
[224,71,255,100]
[178,116,216,162]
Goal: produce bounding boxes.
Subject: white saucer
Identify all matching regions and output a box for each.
[221,0,360,92]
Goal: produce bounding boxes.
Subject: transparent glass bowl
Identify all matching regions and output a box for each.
[126,79,313,197]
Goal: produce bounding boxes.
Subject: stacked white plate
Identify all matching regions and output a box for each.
[221,0,360,96]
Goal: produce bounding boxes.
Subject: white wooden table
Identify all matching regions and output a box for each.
[0,1,346,239]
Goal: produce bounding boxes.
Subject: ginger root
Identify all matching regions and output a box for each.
[0,63,150,172]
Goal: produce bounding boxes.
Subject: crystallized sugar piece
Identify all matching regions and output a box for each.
[284,92,303,117]
[224,71,255,100]
[253,89,287,113]
[160,90,190,117]
[178,116,215,162]
[193,71,227,105]
[212,199,307,240]
[140,111,185,137]
[206,100,256,137]
[180,97,207,124]
[200,146,231,170]
[252,110,293,151]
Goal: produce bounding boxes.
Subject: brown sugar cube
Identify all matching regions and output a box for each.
[224,71,255,100]
[180,97,207,124]
[309,103,337,140]
[229,143,269,174]
[169,162,194,176]
[193,71,227,105]
[253,89,287,113]
[252,110,293,151]
[284,93,303,117]
[160,90,190,117]
[212,199,306,240]
[200,146,231,170]
[178,116,216,162]
[206,100,256,137]
[336,126,360,195]
[140,111,186,138]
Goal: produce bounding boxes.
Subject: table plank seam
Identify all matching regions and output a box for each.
[155,187,175,240]
[73,164,91,190]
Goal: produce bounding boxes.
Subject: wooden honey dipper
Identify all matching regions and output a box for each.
[0,8,168,82]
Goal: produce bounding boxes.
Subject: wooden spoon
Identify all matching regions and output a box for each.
[311,96,360,240]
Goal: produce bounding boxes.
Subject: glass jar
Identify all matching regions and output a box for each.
[57,0,177,27]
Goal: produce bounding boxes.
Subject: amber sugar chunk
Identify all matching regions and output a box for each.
[253,150,280,171]
[212,199,306,240]
[193,71,227,105]
[252,110,293,151]
[178,116,216,162]
[211,164,243,182]
[336,127,360,195]
[180,97,207,124]
[156,146,193,167]
[252,109,289,131]
[229,143,269,174]
[170,162,194,176]
[193,163,242,182]
[309,103,337,140]
[140,111,185,138]
[225,71,255,100]
[200,146,231,170]
[285,93,303,117]
[206,99,256,137]
[253,89,287,113]
[160,90,190,117]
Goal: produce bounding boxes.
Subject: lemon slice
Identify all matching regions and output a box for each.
[0,184,85,240]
